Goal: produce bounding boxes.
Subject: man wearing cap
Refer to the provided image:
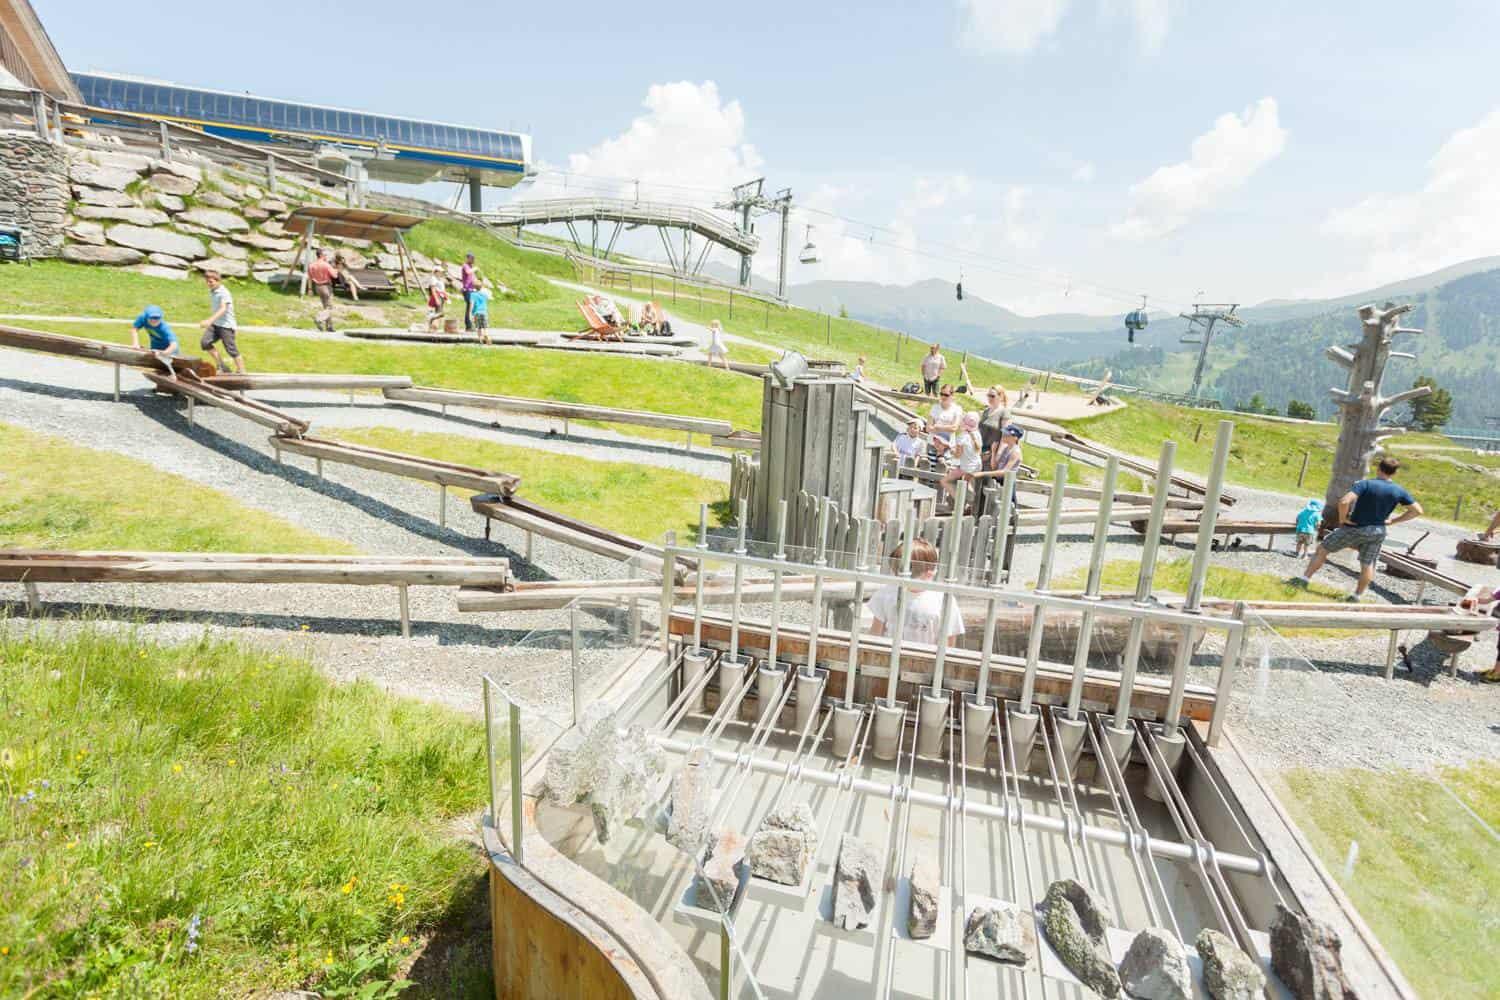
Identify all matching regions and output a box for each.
[129,305,180,370]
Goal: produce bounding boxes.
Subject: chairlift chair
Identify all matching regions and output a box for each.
[798,224,819,264]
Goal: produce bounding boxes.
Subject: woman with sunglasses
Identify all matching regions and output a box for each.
[927,384,962,457]
[978,386,1010,469]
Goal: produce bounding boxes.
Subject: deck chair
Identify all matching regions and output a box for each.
[571,299,624,342]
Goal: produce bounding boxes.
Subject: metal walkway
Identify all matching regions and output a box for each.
[481,197,759,276]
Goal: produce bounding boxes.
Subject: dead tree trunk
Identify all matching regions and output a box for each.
[1321,303,1430,529]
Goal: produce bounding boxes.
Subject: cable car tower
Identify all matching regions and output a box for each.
[718,179,795,297]
[1180,301,1244,399]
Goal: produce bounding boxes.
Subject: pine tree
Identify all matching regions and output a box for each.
[1406,376,1453,431]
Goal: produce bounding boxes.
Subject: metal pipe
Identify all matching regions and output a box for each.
[843,518,873,708]
[693,505,708,651]
[990,471,1017,583]
[727,499,748,662]
[1114,441,1176,727]
[508,701,524,864]
[658,531,676,655]
[1184,421,1235,611]
[1068,456,1118,719]
[804,497,832,676]
[1207,604,1248,746]
[930,480,965,694]
[882,505,919,702]
[1018,464,1069,712]
[768,500,788,667]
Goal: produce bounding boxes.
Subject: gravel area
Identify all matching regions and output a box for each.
[3,347,1496,776]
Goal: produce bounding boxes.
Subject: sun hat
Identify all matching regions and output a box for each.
[144,305,163,320]
[962,412,979,430]
[1002,424,1023,438]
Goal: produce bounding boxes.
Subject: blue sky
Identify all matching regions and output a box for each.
[41,0,1500,316]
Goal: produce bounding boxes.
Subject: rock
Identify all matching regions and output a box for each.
[105,225,207,260]
[177,208,249,233]
[1119,927,1193,1000]
[61,244,144,265]
[376,252,403,271]
[1270,905,1357,1000]
[151,192,186,213]
[332,249,368,269]
[195,190,240,210]
[209,240,248,260]
[147,172,198,197]
[215,178,247,200]
[150,159,203,183]
[261,198,289,214]
[340,236,373,249]
[748,827,811,886]
[541,702,619,806]
[587,726,666,843]
[65,221,106,246]
[192,256,249,278]
[964,901,1034,965]
[74,205,170,226]
[243,206,270,221]
[68,160,139,191]
[266,249,299,265]
[908,859,940,939]
[175,223,218,238]
[148,252,190,268]
[831,835,880,931]
[88,150,154,174]
[72,185,136,207]
[231,231,295,251]
[136,264,191,281]
[1196,929,1267,1000]
[244,184,264,201]
[1041,879,1121,998]
[259,219,288,237]
[666,751,713,853]
[696,829,746,913]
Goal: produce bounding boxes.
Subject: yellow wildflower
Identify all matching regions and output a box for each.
[399,935,410,945]
[1,946,9,955]
[324,950,333,966]
[227,758,237,767]
[172,763,183,774]
[143,841,157,849]
[65,840,78,849]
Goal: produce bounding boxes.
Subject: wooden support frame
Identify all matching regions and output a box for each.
[144,374,310,436]
[271,434,520,495]
[382,386,735,438]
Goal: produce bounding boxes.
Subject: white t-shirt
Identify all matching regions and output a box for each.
[707,326,728,356]
[868,582,964,647]
[921,352,946,380]
[928,401,962,437]
[952,429,982,473]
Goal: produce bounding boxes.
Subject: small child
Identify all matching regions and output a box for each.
[1294,499,1322,556]
[867,538,964,648]
[469,284,492,345]
[129,304,180,370]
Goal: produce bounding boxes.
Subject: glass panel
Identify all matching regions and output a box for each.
[229,96,245,123]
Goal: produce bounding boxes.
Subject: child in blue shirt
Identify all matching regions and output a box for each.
[469,285,492,345]
[1294,499,1322,557]
[130,305,180,368]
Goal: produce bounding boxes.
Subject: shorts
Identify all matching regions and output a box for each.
[201,324,239,357]
[1295,531,1315,545]
[923,378,940,394]
[314,282,333,309]
[474,313,489,330]
[1321,524,1386,566]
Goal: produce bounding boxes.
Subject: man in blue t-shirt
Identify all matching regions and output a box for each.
[1289,457,1423,601]
[129,305,180,369]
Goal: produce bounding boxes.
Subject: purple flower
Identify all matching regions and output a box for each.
[185,912,202,954]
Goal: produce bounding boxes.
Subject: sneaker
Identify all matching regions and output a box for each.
[1481,669,1500,684]
[1344,591,1372,603]
[1284,576,1310,589]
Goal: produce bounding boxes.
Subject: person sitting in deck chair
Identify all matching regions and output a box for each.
[129,304,180,369]
[590,293,621,326]
[867,538,964,648]
[332,253,362,302]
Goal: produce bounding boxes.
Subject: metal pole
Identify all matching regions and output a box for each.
[1068,456,1118,719]
[1114,441,1176,727]
[438,485,447,527]
[777,199,791,300]
[508,701,524,864]
[1183,421,1234,611]
[804,498,832,676]
[113,363,120,402]
[1019,465,1068,712]
[693,505,709,651]
[930,480,965,694]
[768,500,788,666]
[843,519,872,708]
[883,505,919,702]
[990,472,1017,584]
[570,606,582,726]
[398,584,411,639]
[728,500,748,662]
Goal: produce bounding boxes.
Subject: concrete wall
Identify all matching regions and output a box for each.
[0,129,67,255]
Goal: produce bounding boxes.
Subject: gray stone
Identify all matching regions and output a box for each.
[151,192,186,213]
[666,752,713,853]
[68,160,139,191]
[261,198,289,214]
[763,802,816,843]
[209,240,248,260]
[105,225,207,260]
[192,257,249,278]
[747,827,811,886]
[339,236,373,249]
[148,252,190,268]
[908,859,940,940]
[831,835,880,931]
[259,219,288,237]
[61,244,144,266]
[1119,927,1192,1000]
[964,901,1034,965]
[541,702,619,806]
[332,249,369,269]
[376,252,403,271]
[243,206,270,221]
[147,173,198,197]
[135,264,191,281]
[65,221,106,246]
[177,208,249,233]
[243,184,264,201]
[1270,905,1357,1000]
[587,726,666,843]
[215,178,247,200]
[195,190,240,210]
[266,249,299,265]
[89,151,154,174]
[1041,879,1121,998]
[74,205,170,226]
[1196,929,1267,1000]
[175,223,218,238]
[695,829,746,913]
[72,185,135,207]
[151,159,202,183]
[231,231,295,251]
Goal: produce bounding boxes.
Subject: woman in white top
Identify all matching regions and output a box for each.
[867,538,964,647]
[706,319,730,369]
[941,411,984,504]
[927,384,963,456]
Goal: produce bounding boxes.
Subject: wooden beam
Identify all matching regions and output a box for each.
[0,551,511,587]
[383,386,734,437]
[144,374,310,435]
[456,577,855,612]
[0,324,216,377]
[272,435,520,495]
[206,374,414,392]
[1379,550,1471,596]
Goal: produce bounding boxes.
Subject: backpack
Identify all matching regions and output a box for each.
[900,381,922,394]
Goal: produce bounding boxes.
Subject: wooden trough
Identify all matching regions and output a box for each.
[469,493,680,577]
[205,373,415,392]
[145,373,310,436]
[0,323,216,379]
[271,434,520,495]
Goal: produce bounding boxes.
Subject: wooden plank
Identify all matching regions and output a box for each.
[0,553,510,587]
[1010,479,1203,510]
[469,496,664,572]
[272,434,520,494]
[827,380,855,512]
[145,374,310,435]
[785,381,810,512]
[457,578,857,612]
[0,323,216,377]
[384,386,733,437]
[1379,550,1471,595]
[207,373,414,391]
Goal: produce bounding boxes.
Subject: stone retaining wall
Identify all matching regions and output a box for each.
[0,130,68,256]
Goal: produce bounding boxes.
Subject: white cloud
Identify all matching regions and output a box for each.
[957,0,1070,54]
[1111,97,1287,240]
[1323,107,1500,288]
[959,0,1170,53]
[1071,162,1096,182]
[518,81,761,206]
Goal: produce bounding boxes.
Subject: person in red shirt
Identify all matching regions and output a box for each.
[307,249,336,331]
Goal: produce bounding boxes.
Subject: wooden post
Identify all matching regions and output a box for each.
[113,363,120,402]
[23,581,40,614]
[297,222,316,298]
[1193,422,1203,443]
[398,584,411,639]
[672,277,677,303]
[729,291,734,318]
[267,153,278,193]
[1454,496,1464,521]
[826,312,831,344]
[764,300,770,330]
[895,333,902,363]
[439,485,448,527]
[158,121,171,158]
[1043,371,1052,391]
[1297,450,1310,488]
[31,90,48,141]
[315,457,323,479]
[186,396,195,428]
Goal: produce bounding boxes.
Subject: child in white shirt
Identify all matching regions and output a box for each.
[867,538,964,648]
